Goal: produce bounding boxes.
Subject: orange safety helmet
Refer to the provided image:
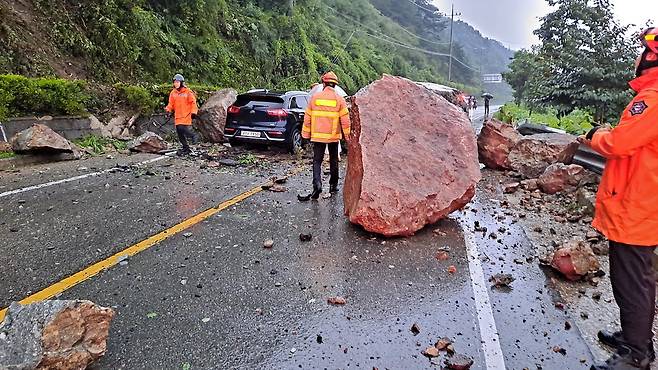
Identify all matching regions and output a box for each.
[641,27,658,53]
[321,71,339,85]
[637,27,658,76]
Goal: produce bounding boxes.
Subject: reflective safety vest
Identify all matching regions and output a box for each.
[590,68,658,246]
[165,87,198,126]
[302,87,350,143]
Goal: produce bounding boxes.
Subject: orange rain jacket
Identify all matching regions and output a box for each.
[590,68,658,246]
[303,87,351,143]
[165,86,198,126]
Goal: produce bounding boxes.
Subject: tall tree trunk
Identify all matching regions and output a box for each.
[288,0,294,15]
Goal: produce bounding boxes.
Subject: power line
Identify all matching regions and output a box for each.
[395,22,451,46]
[322,4,450,49]
[321,17,480,73]
[403,0,441,14]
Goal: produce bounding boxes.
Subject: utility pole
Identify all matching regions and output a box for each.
[448,3,460,82]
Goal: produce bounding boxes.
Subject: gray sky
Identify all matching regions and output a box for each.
[431,0,657,49]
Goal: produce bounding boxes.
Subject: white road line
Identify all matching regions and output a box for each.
[0,155,169,199]
[464,230,507,369]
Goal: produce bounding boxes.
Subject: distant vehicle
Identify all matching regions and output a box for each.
[224,90,310,153]
[416,82,469,112]
[309,84,348,98]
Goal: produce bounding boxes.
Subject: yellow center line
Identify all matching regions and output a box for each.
[0,165,305,322]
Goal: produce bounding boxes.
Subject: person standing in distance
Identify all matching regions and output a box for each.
[165,74,198,156]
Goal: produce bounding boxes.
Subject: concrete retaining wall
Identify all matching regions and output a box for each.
[1,116,102,142]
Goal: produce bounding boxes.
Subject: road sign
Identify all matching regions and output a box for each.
[482,74,503,83]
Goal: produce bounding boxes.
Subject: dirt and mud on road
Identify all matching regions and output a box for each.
[0,108,633,369]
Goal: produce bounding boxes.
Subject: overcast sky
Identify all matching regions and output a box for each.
[431,0,657,49]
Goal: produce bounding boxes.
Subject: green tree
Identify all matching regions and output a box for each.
[527,0,636,122]
[503,49,540,104]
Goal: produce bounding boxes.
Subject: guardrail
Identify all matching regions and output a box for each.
[515,121,605,174]
[572,144,605,174]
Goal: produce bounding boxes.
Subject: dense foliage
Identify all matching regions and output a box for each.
[0,74,221,121]
[503,0,638,124]
[0,0,495,96]
[495,102,594,135]
[0,75,88,121]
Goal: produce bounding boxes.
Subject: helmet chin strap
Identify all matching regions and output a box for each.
[636,49,658,77]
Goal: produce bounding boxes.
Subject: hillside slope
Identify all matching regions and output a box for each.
[0,0,509,94]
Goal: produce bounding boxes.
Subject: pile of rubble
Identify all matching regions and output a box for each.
[478,119,604,281]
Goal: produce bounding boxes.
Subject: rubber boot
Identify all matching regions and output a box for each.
[598,331,656,362]
[591,345,651,370]
[297,188,321,202]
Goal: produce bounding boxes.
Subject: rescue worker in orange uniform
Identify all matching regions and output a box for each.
[298,72,351,201]
[580,27,658,370]
[165,74,198,156]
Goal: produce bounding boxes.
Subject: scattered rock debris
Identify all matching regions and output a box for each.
[422,346,440,358]
[327,297,346,305]
[263,239,274,249]
[489,273,515,288]
[435,251,450,261]
[411,323,421,336]
[445,353,474,369]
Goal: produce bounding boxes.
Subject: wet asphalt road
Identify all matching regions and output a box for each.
[0,110,597,369]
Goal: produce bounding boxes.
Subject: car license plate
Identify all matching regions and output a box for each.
[240,130,261,138]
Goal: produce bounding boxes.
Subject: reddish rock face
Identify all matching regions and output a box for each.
[551,241,600,281]
[344,75,481,237]
[195,88,238,143]
[538,163,586,194]
[506,133,579,178]
[0,300,114,370]
[477,119,520,170]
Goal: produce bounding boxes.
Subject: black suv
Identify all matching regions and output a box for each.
[224,90,310,153]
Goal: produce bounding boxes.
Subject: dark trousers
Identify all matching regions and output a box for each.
[609,241,657,354]
[312,142,339,191]
[176,125,197,151]
[484,104,490,117]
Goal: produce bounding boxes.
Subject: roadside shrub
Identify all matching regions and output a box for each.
[0,75,88,120]
[73,135,127,155]
[114,84,160,114]
[0,151,15,159]
[557,109,594,135]
[495,103,593,135]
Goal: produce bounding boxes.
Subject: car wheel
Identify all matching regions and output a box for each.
[288,127,303,154]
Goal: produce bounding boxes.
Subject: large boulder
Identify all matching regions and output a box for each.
[477,119,521,169]
[106,112,137,140]
[538,163,586,194]
[10,124,73,154]
[0,300,114,369]
[506,133,579,178]
[194,89,238,143]
[344,75,481,237]
[128,131,168,153]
